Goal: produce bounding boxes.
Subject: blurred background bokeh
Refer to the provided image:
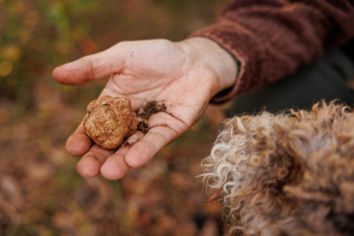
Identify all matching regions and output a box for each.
[0,0,228,235]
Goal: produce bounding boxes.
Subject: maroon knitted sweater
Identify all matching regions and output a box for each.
[192,0,354,103]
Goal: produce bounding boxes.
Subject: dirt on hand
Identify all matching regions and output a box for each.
[136,101,167,120]
[136,101,167,134]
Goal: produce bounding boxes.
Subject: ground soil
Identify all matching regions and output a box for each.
[0,92,226,236]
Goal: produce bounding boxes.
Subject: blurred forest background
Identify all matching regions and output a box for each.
[0,0,228,235]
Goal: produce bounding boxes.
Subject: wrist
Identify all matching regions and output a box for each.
[178,37,238,93]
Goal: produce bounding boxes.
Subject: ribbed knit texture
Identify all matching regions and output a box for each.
[192,0,354,103]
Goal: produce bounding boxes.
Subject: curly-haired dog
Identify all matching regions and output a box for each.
[202,103,354,236]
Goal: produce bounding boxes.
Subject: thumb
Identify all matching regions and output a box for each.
[52,44,126,85]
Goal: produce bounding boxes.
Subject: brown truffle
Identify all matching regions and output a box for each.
[83,96,137,149]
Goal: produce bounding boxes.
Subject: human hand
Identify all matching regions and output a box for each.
[53,37,237,180]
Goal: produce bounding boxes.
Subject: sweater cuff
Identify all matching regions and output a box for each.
[190,21,264,103]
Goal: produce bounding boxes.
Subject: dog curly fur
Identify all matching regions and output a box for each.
[202,102,354,236]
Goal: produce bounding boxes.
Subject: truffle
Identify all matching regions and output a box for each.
[83,96,137,149]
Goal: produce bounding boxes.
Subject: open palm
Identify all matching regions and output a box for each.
[53,38,236,180]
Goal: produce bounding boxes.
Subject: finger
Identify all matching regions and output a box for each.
[100,146,131,180]
[125,131,144,146]
[66,121,92,156]
[125,126,179,168]
[77,145,113,178]
[52,44,126,85]
[100,132,144,180]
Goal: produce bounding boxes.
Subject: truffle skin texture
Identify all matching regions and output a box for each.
[83,96,137,149]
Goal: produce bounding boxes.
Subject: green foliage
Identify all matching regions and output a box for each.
[0,0,101,109]
[0,0,226,113]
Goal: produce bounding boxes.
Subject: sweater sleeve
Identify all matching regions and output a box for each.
[191,0,354,103]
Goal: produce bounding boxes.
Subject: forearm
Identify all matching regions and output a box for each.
[192,0,354,102]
